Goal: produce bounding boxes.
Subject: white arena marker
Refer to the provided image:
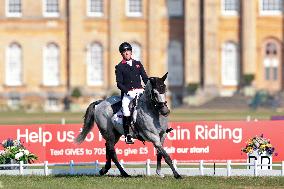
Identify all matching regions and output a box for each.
[227,160,231,176]
[200,160,204,176]
[146,159,151,176]
[44,161,49,176]
[19,161,24,175]
[61,118,66,125]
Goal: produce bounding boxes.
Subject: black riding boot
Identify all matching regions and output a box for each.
[123,116,134,144]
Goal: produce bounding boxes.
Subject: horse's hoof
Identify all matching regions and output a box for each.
[156,170,165,178]
[174,174,182,179]
[99,169,105,176]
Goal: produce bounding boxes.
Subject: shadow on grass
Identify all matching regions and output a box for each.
[53,174,145,178]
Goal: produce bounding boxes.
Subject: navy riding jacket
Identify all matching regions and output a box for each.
[115,59,148,94]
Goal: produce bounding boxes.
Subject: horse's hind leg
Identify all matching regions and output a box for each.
[99,142,112,175]
[107,132,130,177]
[99,133,129,177]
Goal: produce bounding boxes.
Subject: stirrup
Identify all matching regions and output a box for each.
[125,134,134,144]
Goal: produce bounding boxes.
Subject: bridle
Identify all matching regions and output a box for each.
[149,84,170,117]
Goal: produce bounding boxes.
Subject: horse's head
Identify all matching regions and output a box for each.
[145,72,170,117]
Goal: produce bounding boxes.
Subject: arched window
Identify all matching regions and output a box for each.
[87,42,103,86]
[168,40,183,86]
[131,42,142,61]
[264,42,279,80]
[43,43,60,86]
[266,42,277,55]
[6,43,22,86]
[221,42,239,86]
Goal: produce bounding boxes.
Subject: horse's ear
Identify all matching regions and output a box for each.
[162,72,168,81]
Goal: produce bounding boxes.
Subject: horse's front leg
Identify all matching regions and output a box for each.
[146,132,181,179]
[156,133,166,177]
[156,151,164,177]
[155,144,181,179]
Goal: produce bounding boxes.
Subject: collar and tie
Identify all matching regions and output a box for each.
[122,59,133,66]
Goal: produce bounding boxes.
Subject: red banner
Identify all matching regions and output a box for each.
[0,121,283,163]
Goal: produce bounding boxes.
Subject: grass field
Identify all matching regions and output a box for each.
[0,108,283,124]
[0,175,284,189]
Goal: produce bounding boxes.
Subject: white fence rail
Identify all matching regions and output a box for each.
[1,160,284,177]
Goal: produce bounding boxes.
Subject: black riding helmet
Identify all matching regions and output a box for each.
[119,42,132,53]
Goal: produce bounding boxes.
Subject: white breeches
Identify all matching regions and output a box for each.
[122,88,144,116]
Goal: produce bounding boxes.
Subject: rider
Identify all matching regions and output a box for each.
[115,42,148,144]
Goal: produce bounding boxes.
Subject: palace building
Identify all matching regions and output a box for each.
[0,0,283,111]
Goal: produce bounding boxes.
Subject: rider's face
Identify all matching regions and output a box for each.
[121,50,132,61]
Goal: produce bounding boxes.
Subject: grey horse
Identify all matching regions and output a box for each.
[75,73,182,179]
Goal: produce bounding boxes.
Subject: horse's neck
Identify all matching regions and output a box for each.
[139,93,157,114]
[138,93,168,130]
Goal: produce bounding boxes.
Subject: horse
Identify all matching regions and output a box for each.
[75,73,182,179]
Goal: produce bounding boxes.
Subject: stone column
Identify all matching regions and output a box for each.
[108,1,122,88]
[242,0,256,74]
[204,0,219,87]
[70,0,84,87]
[147,0,168,77]
[184,0,200,84]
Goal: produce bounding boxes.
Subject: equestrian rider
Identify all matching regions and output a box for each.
[115,42,148,144]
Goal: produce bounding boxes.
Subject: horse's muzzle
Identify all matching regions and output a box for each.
[159,103,170,117]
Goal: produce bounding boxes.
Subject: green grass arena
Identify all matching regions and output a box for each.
[1,175,284,189]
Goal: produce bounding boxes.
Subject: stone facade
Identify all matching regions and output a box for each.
[0,0,283,110]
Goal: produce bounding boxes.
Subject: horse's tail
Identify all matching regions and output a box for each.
[75,100,103,144]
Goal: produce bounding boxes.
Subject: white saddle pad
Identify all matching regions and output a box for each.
[111,108,138,132]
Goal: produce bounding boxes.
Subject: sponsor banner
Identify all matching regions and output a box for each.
[0,121,283,163]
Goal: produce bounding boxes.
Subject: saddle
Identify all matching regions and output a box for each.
[110,96,145,143]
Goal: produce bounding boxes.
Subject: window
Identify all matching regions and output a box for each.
[221,0,239,16]
[260,0,283,15]
[263,42,279,81]
[131,42,142,61]
[87,0,103,17]
[43,0,59,17]
[45,97,60,112]
[126,0,142,17]
[5,43,22,86]
[6,0,22,17]
[221,42,239,86]
[167,0,184,17]
[43,43,60,86]
[7,93,21,109]
[168,40,183,86]
[87,43,103,86]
